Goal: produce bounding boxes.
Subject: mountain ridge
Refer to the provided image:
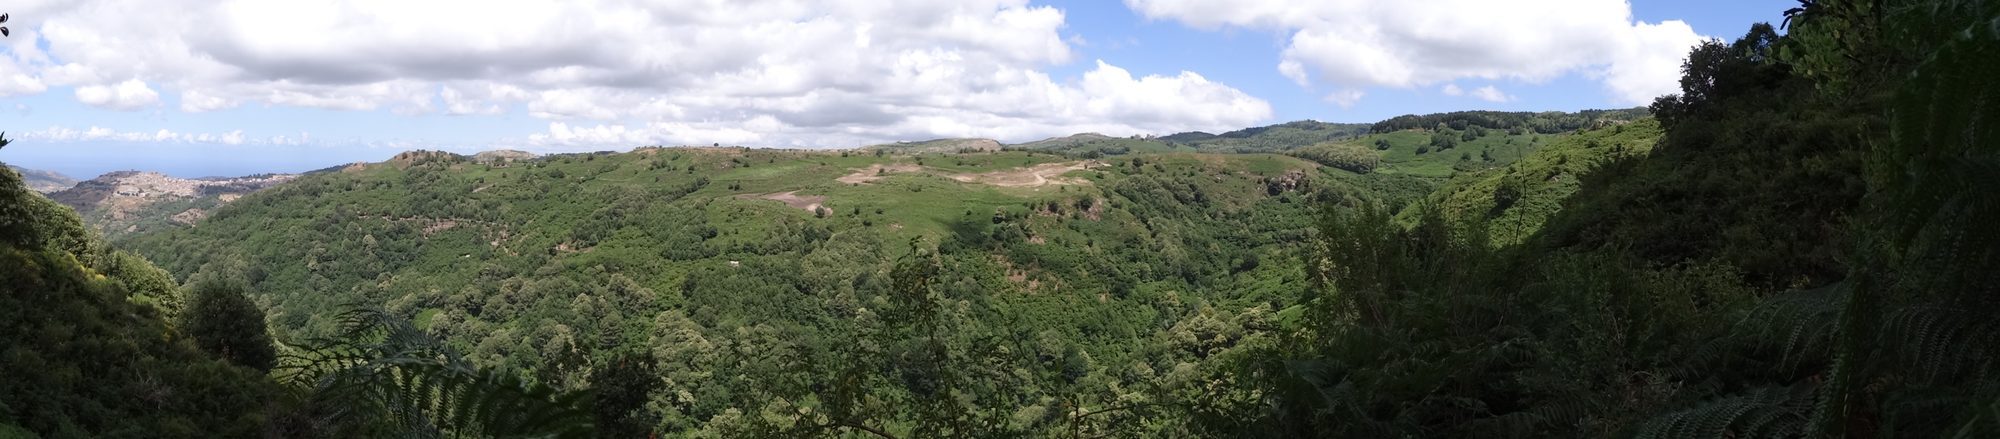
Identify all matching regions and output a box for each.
[5,164,79,193]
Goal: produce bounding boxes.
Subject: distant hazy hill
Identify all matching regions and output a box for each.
[1166,120,1376,153]
[1013,132,1116,148]
[50,171,296,237]
[472,149,538,163]
[860,138,1003,153]
[1009,120,1379,156]
[5,164,79,193]
[1008,133,1189,156]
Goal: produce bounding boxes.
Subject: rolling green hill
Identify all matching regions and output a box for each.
[1163,120,1375,153]
[93,107,1667,436]
[1009,133,1192,156]
[1408,119,1664,245]
[112,145,1349,435]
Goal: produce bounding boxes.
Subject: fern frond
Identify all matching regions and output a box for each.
[1468,395,1600,436]
[1950,393,2000,438]
[1634,384,1813,439]
[1683,284,1846,380]
[1876,305,2000,386]
[281,307,593,438]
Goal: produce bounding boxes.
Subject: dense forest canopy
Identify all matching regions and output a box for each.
[2,0,1998,437]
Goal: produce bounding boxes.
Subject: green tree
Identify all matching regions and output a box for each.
[181,276,277,372]
[1290,142,1381,173]
[105,250,182,316]
[1429,131,1458,150]
[591,352,661,438]
[1648,23,1785,129]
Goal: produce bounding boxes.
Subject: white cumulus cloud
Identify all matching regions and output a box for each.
[18,125,292,145]
[525,60,1272,148]
[1469,86,1514,103]
[2,0,1275,149]
[1441,83,1514,103]
[0,56,47,97]
[1324,89,1365,109]
[73,79,160,110]
[1125,0,1706,105]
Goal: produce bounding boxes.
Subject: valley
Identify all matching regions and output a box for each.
[2,2,1995,437]
[79,110,1660,436]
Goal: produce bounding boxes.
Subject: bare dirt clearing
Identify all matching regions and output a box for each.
[948,161,1098,187]
[837,163,926,184]
[838,161,1099,188]
[746,191,828,213]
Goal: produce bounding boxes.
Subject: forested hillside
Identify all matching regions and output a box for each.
[113,146,1338,435]
[1197,2,2000,437]
[3,0,1996,437]
[101,106,1635,436]
[0,161,600,437]
[0,164,290,436]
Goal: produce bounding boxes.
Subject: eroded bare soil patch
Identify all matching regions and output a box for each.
[837,161,1097,187]
[947,161,1098,187]
[837,163,926,184]
[744,191,828,213]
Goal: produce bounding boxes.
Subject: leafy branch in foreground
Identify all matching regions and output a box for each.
[275,308,594,438]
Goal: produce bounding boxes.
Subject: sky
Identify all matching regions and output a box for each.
[0,0,1795,178]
